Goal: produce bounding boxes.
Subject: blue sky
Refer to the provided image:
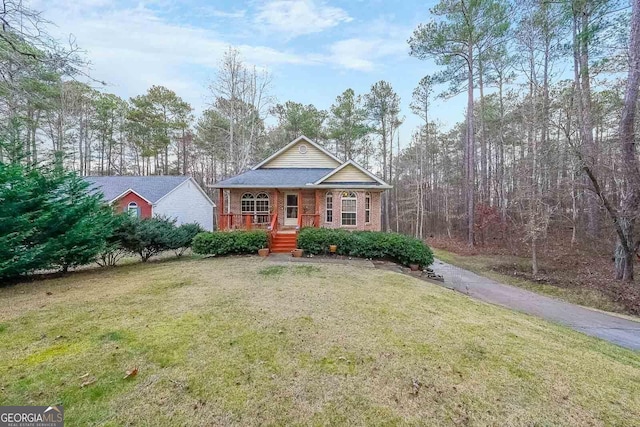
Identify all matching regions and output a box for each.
[33,0,467,147]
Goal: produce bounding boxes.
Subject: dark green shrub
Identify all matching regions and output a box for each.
[167,223,204,256]
[117,216,177,262]
[192,230,268,256]
[0,158,118,278]
[297,228,433,268]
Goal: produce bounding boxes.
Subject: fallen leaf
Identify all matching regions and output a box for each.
[81,378,96,388]
[124,367,138,379]
[411,378,421,396]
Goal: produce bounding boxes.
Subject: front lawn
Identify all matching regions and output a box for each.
[1,257,639,425]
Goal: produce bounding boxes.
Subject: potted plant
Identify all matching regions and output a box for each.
[409,264,420,271]
[258,248,269,257]
[292,248,304,258]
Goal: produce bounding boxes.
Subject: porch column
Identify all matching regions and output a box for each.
[298,189,303,228]
[314,190,321,227]
[218,188,225,230]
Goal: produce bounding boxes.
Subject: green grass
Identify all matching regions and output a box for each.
[433,248,630,316]
[1,257,639,426]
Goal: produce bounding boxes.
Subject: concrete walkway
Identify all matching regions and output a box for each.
[431,259,640,351]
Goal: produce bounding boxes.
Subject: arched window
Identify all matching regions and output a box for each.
[241,192,270,224]
[127,202,140,218]
[341,191,357,226]
[241,193,255,214]
[365,192,371,223]
[325,192,333,223]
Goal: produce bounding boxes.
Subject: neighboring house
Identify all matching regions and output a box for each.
[211,135,392,252]
[85,176,215,231]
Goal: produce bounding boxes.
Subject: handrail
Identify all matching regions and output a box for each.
[269,213,278,232]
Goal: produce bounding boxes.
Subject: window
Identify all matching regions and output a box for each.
[326,192,333,223]
[341,191,357,226]
[241,192,270,223]
[127,202,140,218]
[241,193,255,214]
[365,192,371,223]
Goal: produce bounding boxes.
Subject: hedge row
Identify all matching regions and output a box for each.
[192,230,268,256]
[297,228,434,268]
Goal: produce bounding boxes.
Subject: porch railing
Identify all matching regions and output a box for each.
[300,213,320,228]
[219,213,271,231]
[267,213,278,250]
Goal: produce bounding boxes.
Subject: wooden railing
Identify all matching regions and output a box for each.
[267,213,278,250]
[219,213,271,231]
[300,213,320,228]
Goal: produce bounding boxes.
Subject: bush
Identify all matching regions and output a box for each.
[297,228,434,268]
[117,216,177,262]
[192,230,268,256]
[0,160,118,278]
[167,223,204,256]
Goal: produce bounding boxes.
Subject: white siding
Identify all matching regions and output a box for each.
[323,164,377,183]
[153,179,214,231]
[262,140,341,168]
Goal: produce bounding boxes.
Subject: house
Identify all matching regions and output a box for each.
[85,176,215,231]
[211,135,391,252]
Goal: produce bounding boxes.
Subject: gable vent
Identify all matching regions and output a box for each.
[298,144,308,154]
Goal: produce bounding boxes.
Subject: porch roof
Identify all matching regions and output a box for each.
[210,168,334,188]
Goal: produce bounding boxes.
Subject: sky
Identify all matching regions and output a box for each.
[32,0,468,148]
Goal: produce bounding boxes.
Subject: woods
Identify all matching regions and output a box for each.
[1,0,639,283]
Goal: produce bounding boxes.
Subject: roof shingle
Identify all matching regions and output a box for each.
[84,176,190,203]
[211,168,335,188]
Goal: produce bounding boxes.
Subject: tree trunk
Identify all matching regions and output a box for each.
[466,47,476,246]
[614,0,640,282]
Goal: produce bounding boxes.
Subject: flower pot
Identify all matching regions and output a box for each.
[409,264,420,272]
[292,249,304,258]
[329,245,337,253]
[258,248,269,257]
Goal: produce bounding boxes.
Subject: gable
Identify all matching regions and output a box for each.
[260,139,341,169]
[323,164,377,183]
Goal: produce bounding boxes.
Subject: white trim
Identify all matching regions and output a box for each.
[284,192,298,226]
[313,160,390,187]
[325,191,333,223]
[209,184,391,189]
[110,188,153,205]
[251,135,343,170]
[365,192,371,224]
[154,177,215,207]
[340,191,357,227]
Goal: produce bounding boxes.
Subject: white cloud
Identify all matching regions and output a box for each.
[324,37,407,72]
[255,0,352,37]
[200,7,247,19]
[29,2,314,113]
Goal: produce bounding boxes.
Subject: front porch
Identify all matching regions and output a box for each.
[217,188,321,232]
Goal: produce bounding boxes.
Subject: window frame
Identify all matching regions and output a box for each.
[365,192,371,224]
[325,192,333,223]
[241,192,270,224]
[127,201,140,218]
[340,191,357,227]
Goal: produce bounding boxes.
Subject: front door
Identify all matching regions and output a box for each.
[285,193,298,226]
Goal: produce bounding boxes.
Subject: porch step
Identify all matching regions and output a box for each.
[270,232,298,253]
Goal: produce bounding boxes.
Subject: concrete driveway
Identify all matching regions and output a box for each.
[431,259,640,351]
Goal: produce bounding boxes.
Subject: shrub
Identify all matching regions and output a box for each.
[167,223,204,256]
[297,228,434,268]
[117,216,177,262]
[192,230,268,256]
[0,160,118,278]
